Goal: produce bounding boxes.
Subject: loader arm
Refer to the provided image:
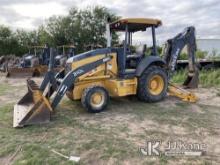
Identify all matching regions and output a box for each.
[51,56,112,109]
[163,26,199,88]
[13,52,112,127]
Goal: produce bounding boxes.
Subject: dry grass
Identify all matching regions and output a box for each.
[0,78,219,164]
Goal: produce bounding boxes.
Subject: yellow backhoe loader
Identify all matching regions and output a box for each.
[13,18,198,128]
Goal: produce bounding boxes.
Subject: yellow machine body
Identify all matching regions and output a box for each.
[66,53,138,100]
[66,53,196,102]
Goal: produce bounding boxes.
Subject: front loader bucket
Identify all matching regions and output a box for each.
[13,79,53,128]
[183,68,199,89]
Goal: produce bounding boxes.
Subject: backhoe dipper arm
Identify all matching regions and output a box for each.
[163,26,197,74]
[164,26,199,89]
[51,56,112,109]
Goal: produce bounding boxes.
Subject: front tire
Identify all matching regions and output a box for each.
[81,86,109,113]
[137,65,168,102]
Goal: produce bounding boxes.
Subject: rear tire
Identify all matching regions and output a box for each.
[137,65,168,102]
[81,86,109,113]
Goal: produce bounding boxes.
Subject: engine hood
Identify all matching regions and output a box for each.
[66,48,111,64]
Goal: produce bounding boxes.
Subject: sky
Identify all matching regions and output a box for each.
[0,0,220,45]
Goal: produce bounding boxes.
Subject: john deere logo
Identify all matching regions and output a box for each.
[73,69,84,77]
[171,48,180,71]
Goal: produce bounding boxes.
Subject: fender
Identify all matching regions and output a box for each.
[135,56,166,76]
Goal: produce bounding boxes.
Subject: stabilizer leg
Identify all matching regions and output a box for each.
[168,83,198,103]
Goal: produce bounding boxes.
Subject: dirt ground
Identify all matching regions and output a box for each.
[0,77,220,165]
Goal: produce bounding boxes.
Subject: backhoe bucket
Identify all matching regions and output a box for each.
[183,68,199,89]
[13,79,52,128]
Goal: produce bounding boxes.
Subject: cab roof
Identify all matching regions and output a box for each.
[110,18,162,32]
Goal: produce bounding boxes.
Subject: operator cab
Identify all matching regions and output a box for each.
[108,18,162,78]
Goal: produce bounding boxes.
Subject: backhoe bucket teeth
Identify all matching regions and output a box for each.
[183,69,199,89]
[13,79,52,128]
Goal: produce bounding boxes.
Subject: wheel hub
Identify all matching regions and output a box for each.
[90,92,104,108]
[148,75,164,95]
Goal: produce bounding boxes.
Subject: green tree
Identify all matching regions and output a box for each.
[44,6,120,53]
[0,6,120,56]
[14,30,39,55]
[37,25,53,46]
[196,49,207,59]
[45,16,69,46]
[0,25,21,56]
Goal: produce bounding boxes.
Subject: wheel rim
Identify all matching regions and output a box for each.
[90,92,105,108]
[148,75,164,95]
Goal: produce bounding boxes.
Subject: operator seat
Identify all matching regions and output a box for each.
[126,44,147,60]
[116,45,147,78]
[126,44,147,69]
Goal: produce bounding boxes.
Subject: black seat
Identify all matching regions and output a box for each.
[125,44,147,69]
[126,44,147,60]
[114,45,147,78]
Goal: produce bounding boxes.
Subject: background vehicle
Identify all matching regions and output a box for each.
[55,45,75,67]
[1,45,73,77]
[3,45,50,77]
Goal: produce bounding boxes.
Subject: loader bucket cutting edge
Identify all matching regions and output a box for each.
[13,80,53,128]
